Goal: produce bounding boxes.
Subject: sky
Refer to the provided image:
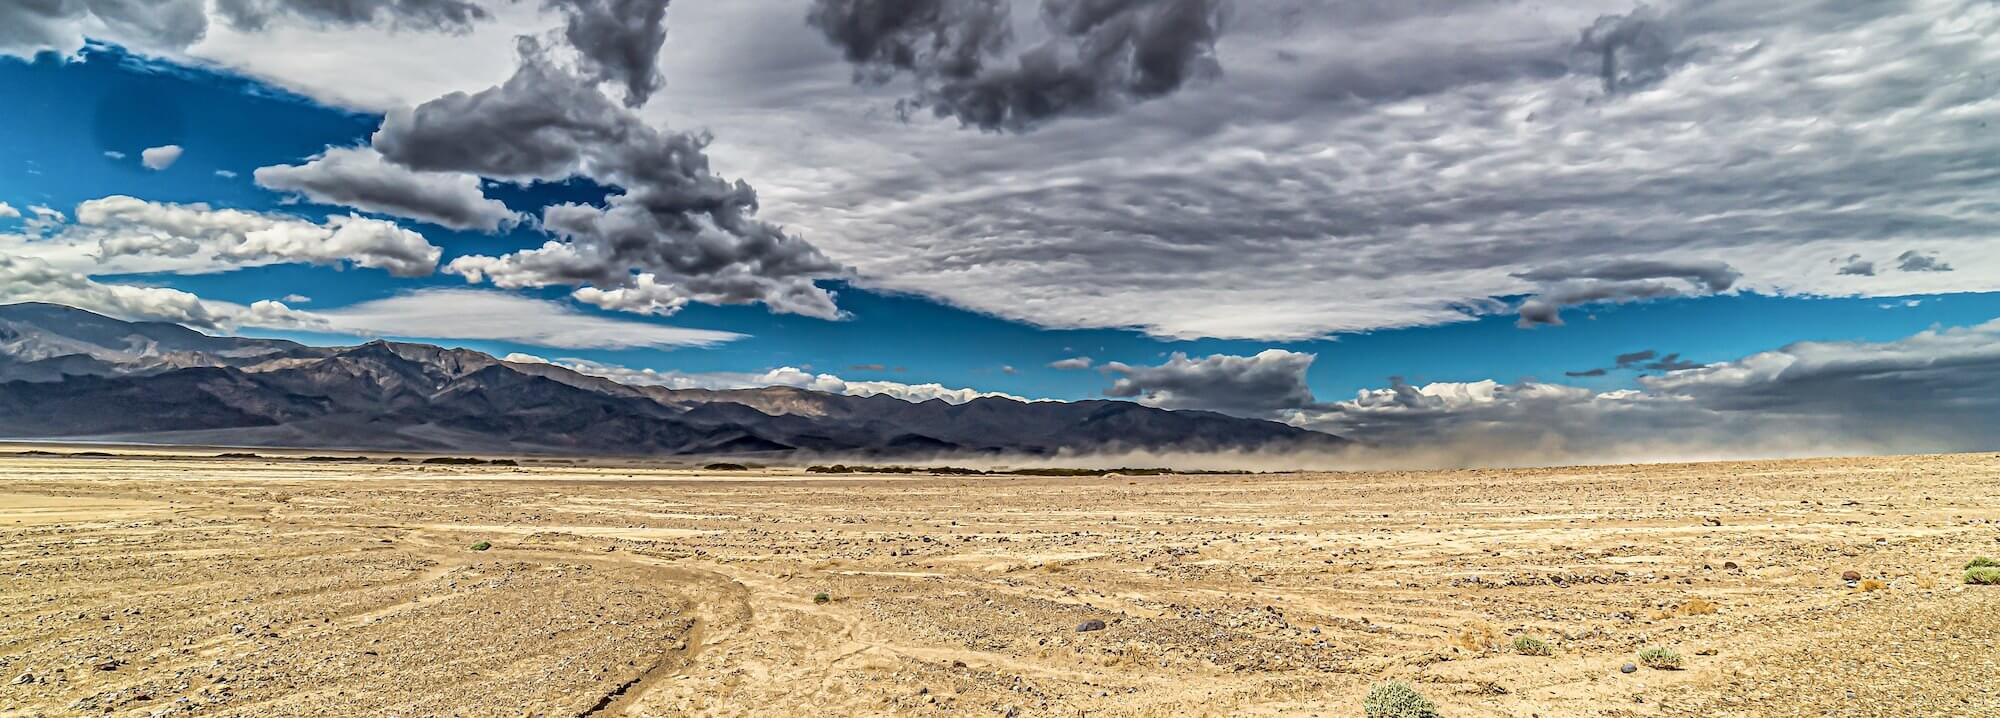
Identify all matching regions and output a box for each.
[3,0,1999,461]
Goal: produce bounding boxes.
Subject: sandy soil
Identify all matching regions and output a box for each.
[2,451,1997,717]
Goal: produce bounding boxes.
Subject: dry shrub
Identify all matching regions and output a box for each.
[1448,621,1502,653]
[1855,579,1888,592]
[1674,597,1719,616]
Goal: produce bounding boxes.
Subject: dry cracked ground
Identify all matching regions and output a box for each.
[2,450,1997,717]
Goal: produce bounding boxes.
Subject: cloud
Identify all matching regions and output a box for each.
[848,363,887,371]
[1614,350,1658,368]
[140,144,184,170]
[546,0,670,107]
[1287,316,2000,460]
[213,0,488,32]
[254,146,518,231]
[1563,368,1606,378]
[0,254,321,331]
[1641,352,1699,372]
[1836,255,1876,277]
[103,150,127,160]
[1048,356,1093,370]
[1103,349,1316,417]
[311,289,745,349]
[808,0,1226,132]
[1897,250,1953,273]
[214,169,239,179]
[1514,259,1741,327]
[53,195,442,277]
[547,357,1026,404]
[1570,4,1693,95]
[0,202,17,219]
[0,0,207,58]
[374,34,845,319]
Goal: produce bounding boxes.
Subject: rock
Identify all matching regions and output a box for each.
[1076,619,1107,633]
[1620,663,1639,674]
[1722,561,1739,570]
[1841,570,1862,581]
[11,672,33,685]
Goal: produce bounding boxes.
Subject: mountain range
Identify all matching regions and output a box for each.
[0,302,1347,457]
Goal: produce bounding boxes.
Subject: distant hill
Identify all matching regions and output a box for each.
[0,302,1348,457]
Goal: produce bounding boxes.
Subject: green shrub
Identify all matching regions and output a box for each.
[1512,635,1553,656]
[1637,646,1684,670]
[1967,567,2000,585]
[470,541,492,551]
[1363,681,1440,718]
[1966,556,1999,569]
[813,592,831,604]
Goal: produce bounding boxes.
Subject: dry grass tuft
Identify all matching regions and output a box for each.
[1855,578,1888,592]
[1448,621,1502,653]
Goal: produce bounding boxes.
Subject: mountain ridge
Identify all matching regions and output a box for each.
[0,302,1348,457]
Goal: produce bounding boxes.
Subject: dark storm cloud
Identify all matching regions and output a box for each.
[1896,250,1952,273]
[1614,350,1657,368]
[215,0,488,31]
[1570,3,1691,94]
[1641,352,1698,372]
[1837,255,1876,276]
[1,0,487,58]
[253,147,518,232]
[1517,260,1741,293]
[1515,260,1741,327]
[372,28,844,318]
[808,0,1227,132]
[545,0,671,107]
[1563,368,1607,378]
[1102,349,1316,417]
[806,0,1011,82]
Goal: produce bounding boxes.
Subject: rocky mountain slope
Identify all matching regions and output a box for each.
[0,302,1347,457]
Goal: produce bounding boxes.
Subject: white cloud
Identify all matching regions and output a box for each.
[254,146,517,231]
[0,202,17,219]
[0,254,322,331]
[141,144,183,170]
[548,357,1026,405]
[3,195,442,278]
[214,169,239,179]
[310,289,746,349]
[1048,356,1093,370]
[103,150,126,160]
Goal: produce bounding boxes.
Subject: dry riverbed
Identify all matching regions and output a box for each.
[2,451,1997,717]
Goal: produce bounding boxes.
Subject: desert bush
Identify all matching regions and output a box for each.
[1967,567,2000,585]
[1637,647,1684,670]
[813,592,831,604]
[470,541,492,551]
[1512,636,1553,656]
[1448,621,1501,653]
[1966,557,1999,569]
[1675,597,1718,615]
[704,462,750,471]
[1363,681,1440,718]
[1855,578,1887,592]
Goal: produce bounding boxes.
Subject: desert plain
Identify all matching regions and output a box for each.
[1,450,1997,717]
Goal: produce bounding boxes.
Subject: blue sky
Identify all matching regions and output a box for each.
[4,43,1997,403]
[3,1,1998,459]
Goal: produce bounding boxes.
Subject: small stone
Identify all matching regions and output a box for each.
[11,672,33,685]
[1841,570,1862,581]
[1620,663,1638,674]
[1722,561,1739,570]
[1076,619,1107,633]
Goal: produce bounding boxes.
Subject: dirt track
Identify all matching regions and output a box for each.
[2,452,1997,717]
